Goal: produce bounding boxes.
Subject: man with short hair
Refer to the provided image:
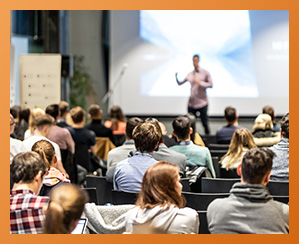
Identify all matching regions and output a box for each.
[207,148,289,234]
[216,106,241,144]
[22,114,67,176]
[45,104,75,154]
[57,101,70,128]
[263,105,280,132]
[10,152,49,234]
[85,104,115,144]
[68,106,96,173]
[170,116,215,177]
[269,112,289,181]
[113,122,160,193]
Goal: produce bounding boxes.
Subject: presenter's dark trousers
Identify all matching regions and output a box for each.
[188,105,210,135]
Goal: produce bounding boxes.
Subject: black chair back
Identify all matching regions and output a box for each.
[210,150,227,159]
[273,195,289,204]
[60,149,77,183]
[84,187,98,203]
[201,177,240,193]
[197,211,210,234]
[220,168,240,178]
[111,190,138,205]
[208,143,230,151]
[201,135,217,147]
[188,167,212,193]
[180,178,191,192]
[86,175,113,204]
[267,180,289,196]
[113,134,126,147]
[183,191,229,211]
[212,156,221,178]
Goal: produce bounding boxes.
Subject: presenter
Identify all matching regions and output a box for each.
[175,54,213,135]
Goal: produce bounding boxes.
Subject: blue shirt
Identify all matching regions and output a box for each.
[170,141,216,178]
[113,151,158,193]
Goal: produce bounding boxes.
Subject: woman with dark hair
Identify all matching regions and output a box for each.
[125,161,199,234]
[43,184,88,234]
[32,140,70,196]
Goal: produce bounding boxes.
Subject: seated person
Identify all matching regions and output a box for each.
[24,107,45,140]
[170,116,216,177]
[32,140,70,196]
[68,106,96,173]
[207,148,289,234]
[263,105,280,132]
[57,101,71,128]
[125,161,199,234]
[185,113,205,147]
[270,112,289,181]
[220,129,256,170]
[216,106,241,144]
[85,104,115,144]
[252,113,280,147]
[43,184,88,234]
[10,114,26,164]
[10,152,49,234]
[113,122,160,193]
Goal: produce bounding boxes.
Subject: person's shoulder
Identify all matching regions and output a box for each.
[178,207,198,216]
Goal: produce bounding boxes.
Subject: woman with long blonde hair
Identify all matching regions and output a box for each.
[125,161,199,234]
[43,184,88,234]
[220,129,257,170]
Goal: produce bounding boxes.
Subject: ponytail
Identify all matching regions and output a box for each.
[31,140,55,170]
[34,147,51,170]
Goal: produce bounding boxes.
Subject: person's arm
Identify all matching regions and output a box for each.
[206,149,216,178]
[106,165,116,182]
[199,71,213,88]
[64,128,75,154]
[175,72,188,85]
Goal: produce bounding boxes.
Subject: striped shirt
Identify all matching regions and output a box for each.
[10,189,49,234]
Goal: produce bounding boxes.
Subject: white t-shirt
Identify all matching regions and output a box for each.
[22,135,61,161]
[10,137,27,164]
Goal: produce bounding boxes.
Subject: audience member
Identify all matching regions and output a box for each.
[14,106,30,140]
[57,101,71,128]
[10,114,26,164]
[22,114,67,177]
[216,106,241,144]
[220,129,256,170]
[113,122,160,193]
[10,152,49,234]
[270,112,289,181]
[125,161,199,234]
[43,184,88,234]
[207,148,289,234]
[68,106,96,173]
[32,140,70,196]
[24,107,45,140]
[107,117,143,169]
[170,116,215,177]
[252,113,280,146]
[45,104,75,154]
[158,121,177,147]
[263,105,280,132]
[10,105,21,138]
[104,105,127,146]
[85,104,115,144]
[184,113,205,146]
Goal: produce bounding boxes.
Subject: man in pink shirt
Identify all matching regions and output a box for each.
[176,54,213,135]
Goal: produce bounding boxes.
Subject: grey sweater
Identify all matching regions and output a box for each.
[207,183,289,234]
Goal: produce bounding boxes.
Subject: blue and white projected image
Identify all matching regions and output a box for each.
[139,10,258,98]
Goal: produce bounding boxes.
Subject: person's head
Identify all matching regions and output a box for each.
[11,152,48,194]
[34,114,55,137]
[88,104,103,120]
[43,184,88,234]
[184,113,197,142]
[224,106,237,123]
[253,113,273,131]
[59,101,69,119]
[125,117,143,140]
[145,117,164,144]
[136,161,184,209]
[10,113,16,135]
[45,104,60,121]
[32,140,57,170]
[28,107,45,134]
[237,148,275,185]
[263,105,276,122]
[70,106,85,124]
[20,106,30,123]
[193,54,200,70]
[172,116,192,141]
[10,105,21,122]
[158,122,167,136]
[109,105,126,121]
[132,122,160,153]
[221,129,257,169]
[280,112,289,139]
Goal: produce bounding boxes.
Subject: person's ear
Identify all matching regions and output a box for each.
[236,114,239,120]
[34,170,43,184]
[189,127,193,135]
[263,171,271,186]
[53,155,58,166]
[237,164,242,176]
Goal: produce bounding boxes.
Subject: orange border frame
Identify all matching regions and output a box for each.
[4,1,296,243]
